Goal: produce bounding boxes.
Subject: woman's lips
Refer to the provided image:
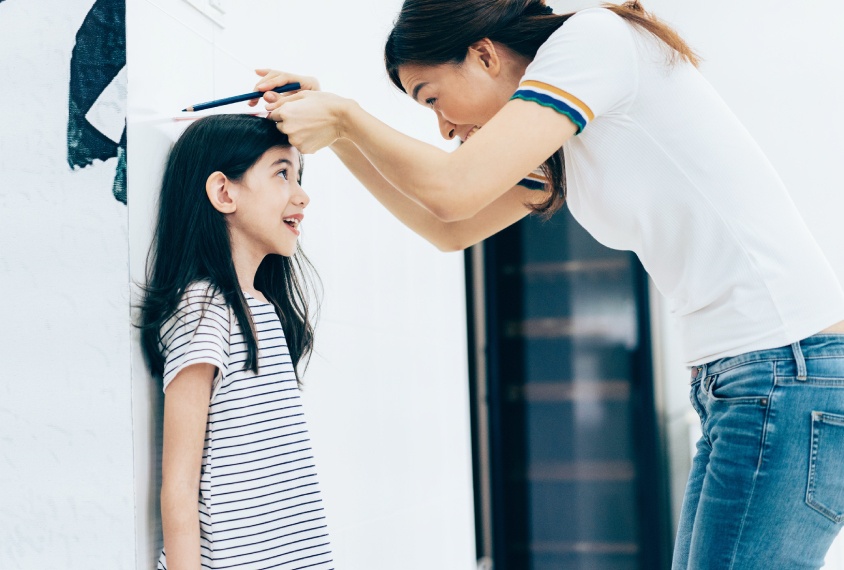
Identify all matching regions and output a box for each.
[461,125,480,142]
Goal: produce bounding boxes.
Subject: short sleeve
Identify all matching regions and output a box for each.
[517,165,548,191]
[512,8,638,134]
[159,282,230,393]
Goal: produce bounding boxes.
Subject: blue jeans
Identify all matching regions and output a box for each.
[672,334,844,570]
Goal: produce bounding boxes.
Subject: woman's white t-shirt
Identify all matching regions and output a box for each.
[514,8,844,366]
[157,283,334,570]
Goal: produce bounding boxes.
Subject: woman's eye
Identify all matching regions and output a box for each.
[425,98,436,109]
[277,169,288,180]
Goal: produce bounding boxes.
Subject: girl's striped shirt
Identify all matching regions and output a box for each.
[157,282,333,570]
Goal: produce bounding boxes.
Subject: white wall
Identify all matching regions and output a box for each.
[0,1,135,568]
[127,1,476,569]
[554,0,844,565]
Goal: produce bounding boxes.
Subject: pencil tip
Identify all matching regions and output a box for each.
[183,107,192,112]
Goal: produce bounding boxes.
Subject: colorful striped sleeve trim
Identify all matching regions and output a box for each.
[511,80,594,134]
[518,167,548,191]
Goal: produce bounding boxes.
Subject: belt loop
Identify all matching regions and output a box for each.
[791,341,807,380]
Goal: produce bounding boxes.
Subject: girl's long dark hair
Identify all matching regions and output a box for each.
[385,0,699,218]
[139,114,319,383]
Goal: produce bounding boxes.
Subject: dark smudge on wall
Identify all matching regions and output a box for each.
[67,0,127,204]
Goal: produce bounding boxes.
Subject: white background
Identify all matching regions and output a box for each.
[126,1,476,569]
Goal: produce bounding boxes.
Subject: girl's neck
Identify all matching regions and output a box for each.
[229,233,269,303]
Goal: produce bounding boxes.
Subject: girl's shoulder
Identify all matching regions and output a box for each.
[160,281,232,352]
[159,281,232,393]
[181,280,229,309]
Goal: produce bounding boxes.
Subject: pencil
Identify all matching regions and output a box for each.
[183,83,302,112]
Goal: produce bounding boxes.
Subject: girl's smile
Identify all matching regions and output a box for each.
[283,213,303,235]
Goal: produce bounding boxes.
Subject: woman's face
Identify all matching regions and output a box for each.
[398,57,517,143]
[229,145,308,258]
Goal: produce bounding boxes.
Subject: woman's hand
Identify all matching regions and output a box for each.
[268,90,355,154]
[248,69,320,108]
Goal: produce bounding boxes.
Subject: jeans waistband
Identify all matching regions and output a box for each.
[690,333,844,383]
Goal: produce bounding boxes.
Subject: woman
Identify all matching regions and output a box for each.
[251,1,844,568]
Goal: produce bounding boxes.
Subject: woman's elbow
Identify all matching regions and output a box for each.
[434,239,467,253]
[427,199,476,223]
[431,227,480,253]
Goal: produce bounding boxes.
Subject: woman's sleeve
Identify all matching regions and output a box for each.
[159,283,230,393]
[512,8,639,135]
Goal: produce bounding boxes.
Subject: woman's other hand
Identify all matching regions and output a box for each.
[269,91,355,154]
[248,69,321,108]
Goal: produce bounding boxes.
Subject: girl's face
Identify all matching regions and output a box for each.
[226,145,308,258]
[397,42,526,143]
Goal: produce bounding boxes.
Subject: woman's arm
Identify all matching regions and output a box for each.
[330,137,544,251]
[271,92,577,222]
[161,363,215,570]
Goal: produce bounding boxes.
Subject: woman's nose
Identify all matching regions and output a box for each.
[438,113,456,141]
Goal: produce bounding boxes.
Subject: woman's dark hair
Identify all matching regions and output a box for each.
[138,114,319,383]
[385,0,700,218]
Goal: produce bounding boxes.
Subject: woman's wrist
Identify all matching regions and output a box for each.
[337,98,362,142]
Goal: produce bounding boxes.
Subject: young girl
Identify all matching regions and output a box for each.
[139,114,333,570]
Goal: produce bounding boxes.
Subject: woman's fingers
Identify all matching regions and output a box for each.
[264,90,307,111]
[249,69,284,106]
[268,92,307,117]
[254,70,286,91]
[267,91,346,154]
[268,95,298,125]
[250,69,321,107]
[254,71,292,93]
[254,70,320,92]
[250,70,274,106]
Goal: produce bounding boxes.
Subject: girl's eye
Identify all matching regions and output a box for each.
[425,97,436,109]
[277,169,288,180]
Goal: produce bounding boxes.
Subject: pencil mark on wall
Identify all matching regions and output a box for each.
[67,0,127,204]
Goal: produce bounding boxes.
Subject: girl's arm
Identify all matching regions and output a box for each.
[161,363,215,570]
[329,138,545,251]
[271,92,577,222]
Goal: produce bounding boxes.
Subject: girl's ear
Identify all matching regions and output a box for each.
[206,171,237,214]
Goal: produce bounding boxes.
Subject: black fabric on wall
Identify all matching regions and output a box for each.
[67,0,127,204]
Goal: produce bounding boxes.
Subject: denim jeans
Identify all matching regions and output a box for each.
[672,334,844,570]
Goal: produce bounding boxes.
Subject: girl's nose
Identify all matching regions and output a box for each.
[297,188,310,208]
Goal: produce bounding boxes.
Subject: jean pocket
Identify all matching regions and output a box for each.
[704,362,773,405]
[806,411,844,524]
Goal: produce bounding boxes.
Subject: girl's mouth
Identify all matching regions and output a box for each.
[283,215,302,236]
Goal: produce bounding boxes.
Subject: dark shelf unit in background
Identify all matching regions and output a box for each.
[465,208,672,570]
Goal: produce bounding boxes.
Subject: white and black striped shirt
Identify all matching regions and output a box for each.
[157,283,333,570]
